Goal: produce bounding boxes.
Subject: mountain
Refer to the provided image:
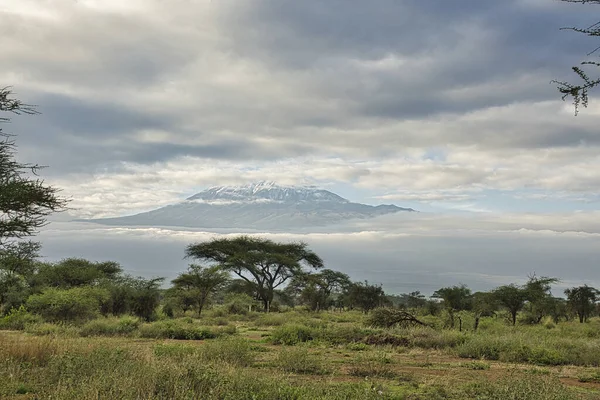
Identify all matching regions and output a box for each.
[85,182,415,230]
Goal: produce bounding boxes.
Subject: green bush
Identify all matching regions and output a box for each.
[464,373,578,400]
[224,293,259,315]
[253,313,289,327]
[0,306,43,330]
[274,346,328,375]
[348,352,396,378]
[319,325,377,345]
[270,324,315,345]
[26,287,109,322]
[153,343,198,360]
[24,322,80,337]
[199,336,254,367]
[80,316,141,337]
[138,319,235,340]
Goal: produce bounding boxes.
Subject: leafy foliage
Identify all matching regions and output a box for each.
[26,287,109,322]
[170,264,229,316]
[186,236,323,311]
[553,0,600,114]
[345,281,387,312]
[565,285,599,323]
[493,284,529,326]
[0,88,67,244]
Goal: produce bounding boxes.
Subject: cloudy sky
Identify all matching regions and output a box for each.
[2,0,599,294]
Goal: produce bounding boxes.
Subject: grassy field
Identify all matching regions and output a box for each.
[2,310,600,399]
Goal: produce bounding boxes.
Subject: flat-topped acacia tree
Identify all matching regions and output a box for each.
[185,236,324,312]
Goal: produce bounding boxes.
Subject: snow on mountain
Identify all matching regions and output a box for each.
[187,181,348,204]
[85,182,415,230]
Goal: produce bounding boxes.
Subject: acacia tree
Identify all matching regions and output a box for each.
[554,0,600,113]
[171,264,229,316]
[431,285,472,329]
[288,269,351,311]
[0,87,66,245]
[493,284,528,326]
[471,291,497,331]
[0,241,41,313]
[185,236,323,312]
[523,275,559,323]
[128,277,164,321]
[344,281,387,313]
[565,285,599,323]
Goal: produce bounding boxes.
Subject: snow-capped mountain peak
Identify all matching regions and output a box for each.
[86,182,415,231]
[187,182,349,204]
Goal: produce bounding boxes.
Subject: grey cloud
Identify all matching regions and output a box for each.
[2,0,600,205]
[0,10,194,90]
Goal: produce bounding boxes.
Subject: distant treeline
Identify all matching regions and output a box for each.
[0,236,597,327]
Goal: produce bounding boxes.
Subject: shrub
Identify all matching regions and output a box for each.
[274,346,328,375]
[461,361,491,370]
[319,325,377,345]
[154,343,198,360]
[543,317,556,330]
[0,306,43,330]
[138,319,235,340]
[26,287,109,322]
[24,322,80,337]
[270,324,315,345]
[367,308,428,328]
[362,333,409,347]
[80,316,141,337]
[253,313,288,327]
[348,352,396,378]
[199,336,254,367]
[224,293,260,315]
[465,373,578,400]
[397,327,467,349]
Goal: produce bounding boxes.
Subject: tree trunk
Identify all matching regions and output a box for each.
[511,311,517,326]
[474,316,480,332]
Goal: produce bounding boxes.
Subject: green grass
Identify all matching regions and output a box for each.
[2,311,600,399]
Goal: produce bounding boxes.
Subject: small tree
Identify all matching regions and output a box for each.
[26,287,109,322]
[404,291,427,310]
[432,285,472,329]
[186,236,323,312]
[493,284,528,326]
[171,265,229,316]
[523,275,558,324]
[565,285,599,323]
[37,258,122,288]
[345,281,387,313]
[288,269,351,311]
[129,277,164,321]
[0,241,41,313]
[471,291,497,331]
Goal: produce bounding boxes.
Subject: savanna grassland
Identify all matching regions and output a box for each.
[2,309,600,400]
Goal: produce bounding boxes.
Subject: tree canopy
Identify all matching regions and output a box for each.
[493,284,529,326]
[170,264,229,316]
[565,285,599,323]
[185,236,324,311]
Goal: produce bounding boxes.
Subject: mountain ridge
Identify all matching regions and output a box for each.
[84,182,415,230]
